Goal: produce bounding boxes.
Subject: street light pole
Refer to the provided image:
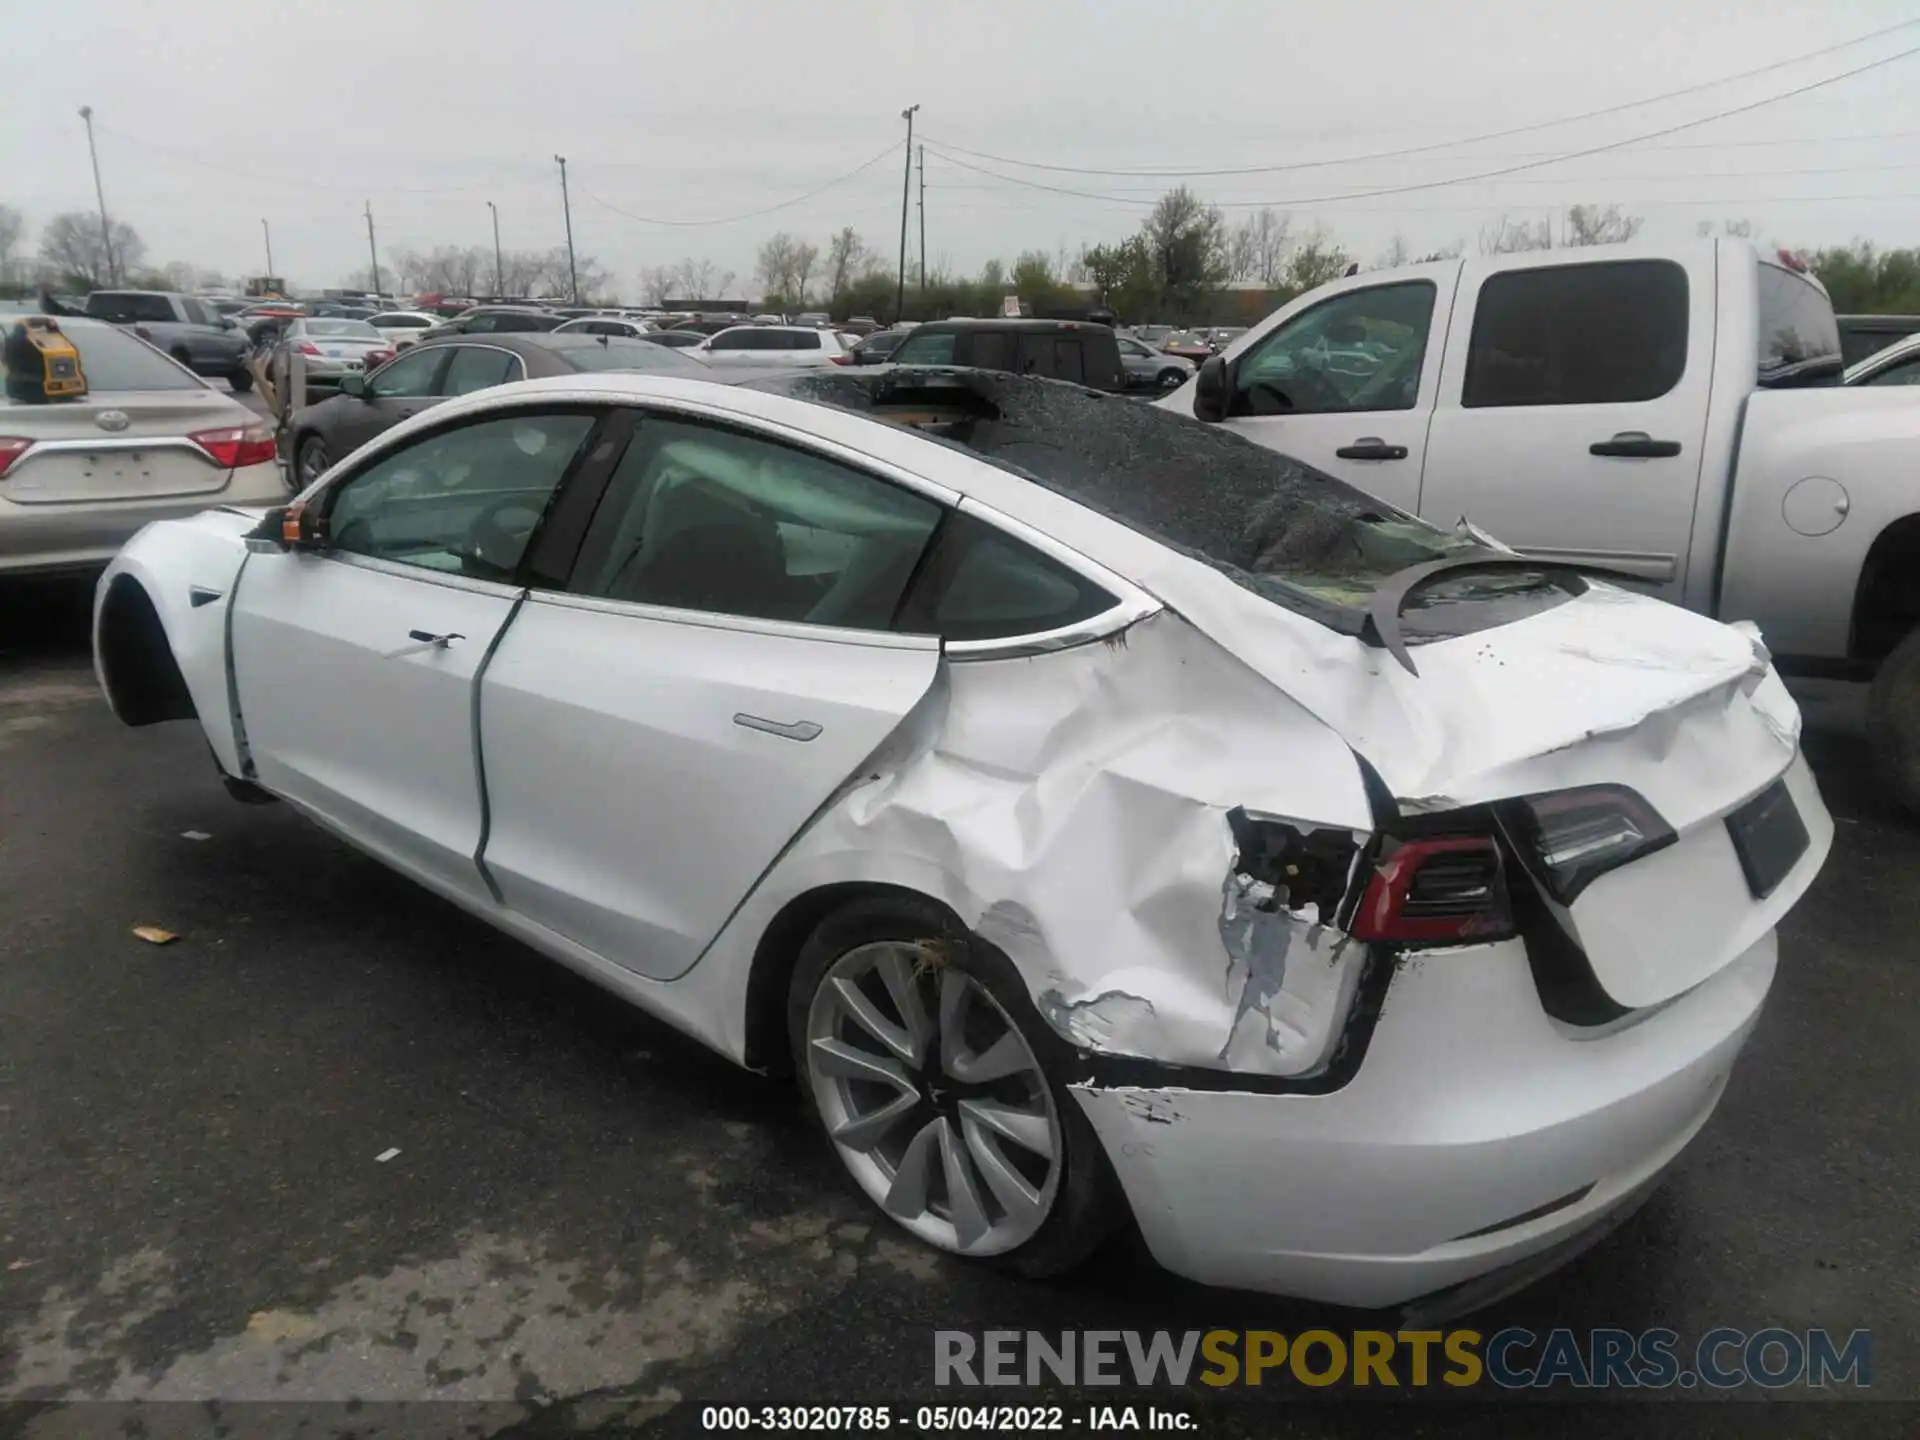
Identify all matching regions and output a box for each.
[917,143,926,292]
[896,104,919,323]
[77,106,116,286]
[554,156,579,304]
[364,202,381,298]
[261,218,274,279]
[487,200,504,299]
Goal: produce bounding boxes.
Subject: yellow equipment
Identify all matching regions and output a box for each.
[4,317,87,402]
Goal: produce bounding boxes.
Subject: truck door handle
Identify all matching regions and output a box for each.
[1590,432,1682,458]
[734,713,822,743]
[1334,438,1408,461]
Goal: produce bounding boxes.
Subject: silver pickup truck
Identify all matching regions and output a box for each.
[83,290,253,392]
[1163,239,1920,811]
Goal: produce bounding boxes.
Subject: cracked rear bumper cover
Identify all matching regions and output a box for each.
[1067,930,1773,1311]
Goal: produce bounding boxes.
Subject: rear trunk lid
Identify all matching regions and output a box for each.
[3,391,246,504]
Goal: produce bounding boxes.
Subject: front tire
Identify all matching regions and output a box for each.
[227,367,254,393]
[788,896,1118,1277]
[1868,627,1920,816]
[1157,367,1187,390]
[296,435,331,488]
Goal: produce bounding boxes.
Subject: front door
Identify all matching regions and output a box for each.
[334,344,452,454]
[478,411,947,978]
[1208,277,1450,513]
[230,407,602,899]
[1416,254,1713,600]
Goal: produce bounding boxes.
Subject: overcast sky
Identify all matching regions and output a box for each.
[8,0,1920,295]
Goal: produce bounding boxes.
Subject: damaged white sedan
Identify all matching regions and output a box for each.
[94,367,1830,1313]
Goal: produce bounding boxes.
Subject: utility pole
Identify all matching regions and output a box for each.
[261,218,274,278]
[896,104,918,323]
[77,106,116,286]
[486,200,504,299]
[364,202,381,298]
[917,144,926,292]
[554,155,579,304]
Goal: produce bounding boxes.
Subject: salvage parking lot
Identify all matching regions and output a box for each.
[0,579,1914,1435]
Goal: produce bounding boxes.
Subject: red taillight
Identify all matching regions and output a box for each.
[189,423,278,469]
[1777,247,1810,274]
[297,341,323,356]
[829,353,854,365]
[1351,835,1512,943]
[0,437,33,479]
[364,348,395,368]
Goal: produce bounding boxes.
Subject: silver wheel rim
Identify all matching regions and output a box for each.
[806,941,1062,1257]
[298,442,327,484]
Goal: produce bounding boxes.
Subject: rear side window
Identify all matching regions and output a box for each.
[893,331,957,365]
[441,347,520,395]
[1462,261,1688,407]
[967,331,1016,372]
[1757,265,1842,383]
[897,512,1115,642]
[784,331,822,350]
[87,293,177,324]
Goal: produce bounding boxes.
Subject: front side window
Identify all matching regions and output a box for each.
[325,411,595,580]
[441,346,521,395]
[893,331,957,365]
[569,417,941,629]
[1463,261,1688,408]
[367,347,445,397]
[181,298,214,326]
[1231,282,1435,417]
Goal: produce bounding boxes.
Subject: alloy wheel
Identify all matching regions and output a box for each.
[297,439,329,485]
[806,941,1062,1256]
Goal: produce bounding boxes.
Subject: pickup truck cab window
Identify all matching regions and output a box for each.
[568,416,942,629]
[1230,282,1434,417]
[325,411,596,581]
[1462,260,1688,408]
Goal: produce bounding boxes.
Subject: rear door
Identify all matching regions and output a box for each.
[231,405,605,901]
[477,410,947,978]
[1417,254,1714,600]
[1203,275,1452,513]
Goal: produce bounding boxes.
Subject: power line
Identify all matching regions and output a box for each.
[580,141,901,228]
[919,16,1920,179]
[920,39,1920,211]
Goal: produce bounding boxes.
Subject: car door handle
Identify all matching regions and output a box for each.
[1334,438,1409,461]
[734,713,822,743]
[383,630,465,659]
[1590,432,1682,458]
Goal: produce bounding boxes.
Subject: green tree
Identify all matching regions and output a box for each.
[1143,187,1229,312]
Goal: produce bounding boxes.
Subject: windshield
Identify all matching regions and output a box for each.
[2,318,203,398]
[754,369,1577,642]
[306,320,383,339]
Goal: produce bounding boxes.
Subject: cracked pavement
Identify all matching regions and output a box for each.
[0,579,1914,1438]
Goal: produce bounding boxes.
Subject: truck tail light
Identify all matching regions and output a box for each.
[1501,785,1674,905]
[1351,835,1512,943]
[0,437,33,478]
[189,422,278,469]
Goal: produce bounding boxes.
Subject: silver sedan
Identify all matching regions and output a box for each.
[272,318,396,403]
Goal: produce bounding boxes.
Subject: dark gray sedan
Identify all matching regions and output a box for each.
[286,332,712,487]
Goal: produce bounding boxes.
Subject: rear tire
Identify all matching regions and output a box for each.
[1867,627,1920,816]
[787,895,1120,1279]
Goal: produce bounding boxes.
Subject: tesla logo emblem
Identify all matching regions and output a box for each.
[96,411,131,432]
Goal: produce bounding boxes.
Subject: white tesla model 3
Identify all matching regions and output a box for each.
[92,366,1830,1314]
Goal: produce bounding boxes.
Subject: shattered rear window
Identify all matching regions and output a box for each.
[748,368,1573,639]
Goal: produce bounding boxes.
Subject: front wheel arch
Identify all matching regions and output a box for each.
[97,575,196,726]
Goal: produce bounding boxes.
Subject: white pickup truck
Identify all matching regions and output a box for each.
[1162,239,1920,809]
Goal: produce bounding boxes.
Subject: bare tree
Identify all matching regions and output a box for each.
[1376,234,1412,270]
[637,265,678,305]
[1563,204,1643,247]
[824,227,868,300]
[1478,214,1553,255]
[790,241,819,304]
[1230,208,1291,285]
[681,257,718,299]
[757,233,800,299]
[1414,241,1466,262]
[39,211,144,288]
[714,269,738,300]
[0,204,23,286]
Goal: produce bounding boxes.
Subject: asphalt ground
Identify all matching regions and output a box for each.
[0,575,1913,1440]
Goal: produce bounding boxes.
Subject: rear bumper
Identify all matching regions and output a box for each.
[0,462,289,577]
[1070,930,1776,1310]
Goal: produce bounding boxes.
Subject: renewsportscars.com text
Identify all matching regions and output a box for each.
[934,1327,1871,1390]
